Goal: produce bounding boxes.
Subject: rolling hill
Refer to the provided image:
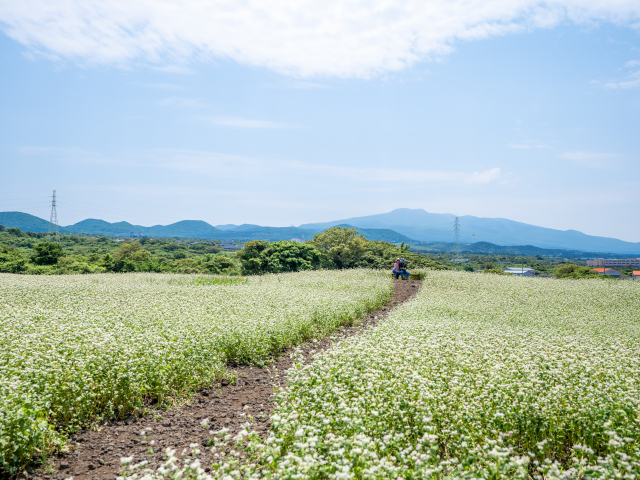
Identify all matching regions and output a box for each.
[0,212,416,244]
[300,208,640,254]
[3,209,639,254]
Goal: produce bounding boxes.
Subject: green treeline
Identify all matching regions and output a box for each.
[0,228,238,275]
[0,226,447,275]
[238,226,445,275]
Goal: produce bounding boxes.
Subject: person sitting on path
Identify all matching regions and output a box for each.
[392,258,402,279]
[399,257,410,280]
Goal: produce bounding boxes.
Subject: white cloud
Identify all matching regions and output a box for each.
[559,151,618,160]
[201,117,303,129]
[157,97,204,107]
[604,77,640,89]
[151,65,196,75]
[507,143,549,149]
[17,145,504,185]
[129,82,185,90]
[559,151,620,167]
[16,146,92,155]
[466,167,502,184]
[605,63,640,89]
[1,1,639,78]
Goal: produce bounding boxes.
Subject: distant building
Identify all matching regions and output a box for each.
[188,242,200,245]
[114,232,146,238]
[503,267,535,277]
[452,259,470,263]
[497,261,510,264]
[221,240,242,250]
[593,268,621,278]
[587,258,640,267]
[290,238,305,243]
[633,271,640,280]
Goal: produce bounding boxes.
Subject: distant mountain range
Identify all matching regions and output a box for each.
[300,208,640,254]
[2,208,639,254]
[0,212,415,244]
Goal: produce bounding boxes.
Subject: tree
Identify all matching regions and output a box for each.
[263,242,322,273]
[237,240,322,275]
[0,225,5,232]
[112,242,152,272]
[555,264,602,279]
[203,255,237,274]
[100,253,115,271]
[236,240,270,274]
[114,242,151,263]
[484,268,509,275]
[307,226,369,268]
[0,245,26,272]
[30,242,64,265]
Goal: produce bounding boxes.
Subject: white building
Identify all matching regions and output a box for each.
[503,267,535,277]
[587,258,640,267]
[290,238,305,243]
[221,240,242,250]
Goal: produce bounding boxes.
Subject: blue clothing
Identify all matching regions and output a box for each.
[393,269,410,279]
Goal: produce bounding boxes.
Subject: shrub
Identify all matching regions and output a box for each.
[238,241,322,275]
[30,242,63,266]
[555,264,602,279]
[0,246,26,273]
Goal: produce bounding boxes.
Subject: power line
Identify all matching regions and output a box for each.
[0,202,53,208]
[0,196,51,201]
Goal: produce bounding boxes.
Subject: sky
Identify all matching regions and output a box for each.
[0,1,639,241]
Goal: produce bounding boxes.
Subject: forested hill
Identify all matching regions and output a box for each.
[0,212,418,244]
[411,241,637,258]
[300,208,640,254]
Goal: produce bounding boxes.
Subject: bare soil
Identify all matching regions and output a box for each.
[28,279,421,480]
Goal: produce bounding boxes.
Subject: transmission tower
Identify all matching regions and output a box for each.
[48,190,60,244]
[453,217,460,260]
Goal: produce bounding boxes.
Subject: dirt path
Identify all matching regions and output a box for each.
[33,279,421,480]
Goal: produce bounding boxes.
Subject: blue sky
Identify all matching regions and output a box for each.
[1,1,639,241]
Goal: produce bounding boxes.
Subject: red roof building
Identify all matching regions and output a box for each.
[593,268,622,277]
[633,271,640,280]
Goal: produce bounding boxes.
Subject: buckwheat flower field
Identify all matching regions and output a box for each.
[251,272,640,479]
[0,270,392,473]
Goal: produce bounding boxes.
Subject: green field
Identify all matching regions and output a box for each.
[229,272,640,479]
[0,270,393,473]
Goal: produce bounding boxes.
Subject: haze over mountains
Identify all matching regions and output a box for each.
[0,212,415,244]
[300,209,640,254]
[1,209,639,254]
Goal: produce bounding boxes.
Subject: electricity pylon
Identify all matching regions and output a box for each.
[453,217,460,260]
[48,190,60,244]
